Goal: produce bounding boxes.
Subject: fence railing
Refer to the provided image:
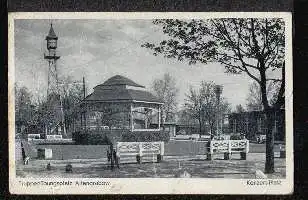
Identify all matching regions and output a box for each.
[46,135,63,140]
[208,139,249,160]
[116,142,164,163]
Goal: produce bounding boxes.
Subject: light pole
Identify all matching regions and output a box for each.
[214,85,223,136]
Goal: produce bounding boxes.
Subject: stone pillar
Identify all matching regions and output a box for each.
[137,143,143,164]
[136,155,142,164]
[207,153,212,160]
[240,152,247,160]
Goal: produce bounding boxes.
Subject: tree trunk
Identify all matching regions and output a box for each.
[265,109,275,173]
[198,116,202,134]
[110,144,114,170]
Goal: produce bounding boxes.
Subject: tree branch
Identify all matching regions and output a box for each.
[266,78,282,82]
[273,61,285,109]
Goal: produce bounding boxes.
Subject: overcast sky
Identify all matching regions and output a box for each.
[14,19,265,110]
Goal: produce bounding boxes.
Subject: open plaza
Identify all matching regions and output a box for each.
[14,19,287,180]
[16,139,286,179]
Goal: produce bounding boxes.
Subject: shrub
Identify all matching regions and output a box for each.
[230,134,244,140]
[72,131,110,145]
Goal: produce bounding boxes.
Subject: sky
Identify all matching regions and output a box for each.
[14,19,263,110]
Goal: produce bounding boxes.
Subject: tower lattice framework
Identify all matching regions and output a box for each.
[44,23,66,137]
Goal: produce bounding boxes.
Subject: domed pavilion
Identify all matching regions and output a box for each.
[72,75,164,134]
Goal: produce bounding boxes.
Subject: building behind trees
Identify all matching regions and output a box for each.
[227,109,285,141]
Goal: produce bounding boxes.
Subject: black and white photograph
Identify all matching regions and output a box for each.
[8,12,293,194]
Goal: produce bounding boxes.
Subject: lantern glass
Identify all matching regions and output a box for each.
[47,39,57,49]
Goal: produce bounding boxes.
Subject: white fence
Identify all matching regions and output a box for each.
[27,134,41,141]
[172,134,201,141]
[208,139,249,160]
[46,135,63,140]
[116,142,164,163]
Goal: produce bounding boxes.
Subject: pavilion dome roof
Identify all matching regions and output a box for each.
[85,75,163,104]
[95,75,145,88]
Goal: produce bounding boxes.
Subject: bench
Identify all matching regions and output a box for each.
[116,142,164,164]
[207,139,249,160]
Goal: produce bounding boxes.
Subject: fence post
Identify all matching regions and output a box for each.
[240,140,247,160]
[136,142,143,164]
[207,141,213,160]
[160,142,164,156]
[116,142,120,165]
[224,140,231,160]
[157,142,164,163]
[280,144,286,158]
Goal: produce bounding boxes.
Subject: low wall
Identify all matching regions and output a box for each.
[34,145,109,160]
[15,139,108,160]
[15,139,285,160]
[164,140,208,156]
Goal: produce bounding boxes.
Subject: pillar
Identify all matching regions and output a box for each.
[158,106,161,130]
[80,113,83,130]
[83,111,87,130]
[240,152,247,160]
[130,104,133,131]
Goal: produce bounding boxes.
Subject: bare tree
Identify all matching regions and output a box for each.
[142,18,285,173]
[61,76,85,133]
[185,81,230,135]
[246,81,280,111]
[235,104,245,113]
[15,84,34,134]
[152,73,179,122]
[177,109,198,126]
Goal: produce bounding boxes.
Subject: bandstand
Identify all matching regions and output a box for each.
[71,75,167,168]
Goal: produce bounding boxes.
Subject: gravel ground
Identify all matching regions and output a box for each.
[16,153,286,179]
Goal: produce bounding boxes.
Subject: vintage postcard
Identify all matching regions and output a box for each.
[8,12,293,194]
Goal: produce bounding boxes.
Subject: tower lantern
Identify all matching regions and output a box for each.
[46,23,58,49]
[44,23,60,96]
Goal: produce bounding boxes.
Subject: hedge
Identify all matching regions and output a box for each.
[121,130,170,142]
[72,129,169,145]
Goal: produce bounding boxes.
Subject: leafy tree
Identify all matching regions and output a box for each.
[152,73,179,122]
[142,18,285,173]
